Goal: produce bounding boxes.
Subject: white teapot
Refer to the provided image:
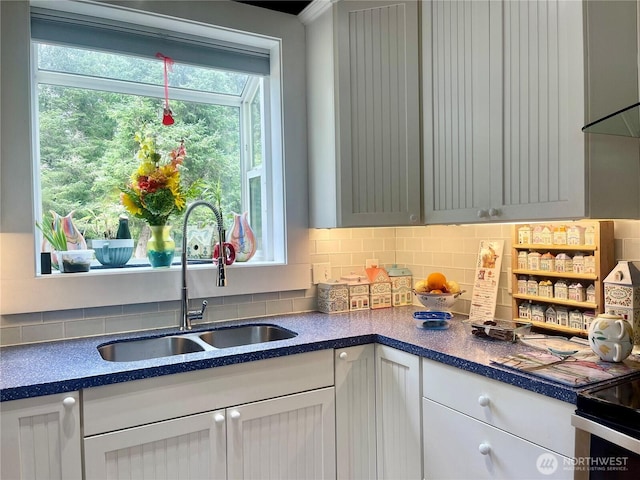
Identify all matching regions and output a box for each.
[588,313,633,362]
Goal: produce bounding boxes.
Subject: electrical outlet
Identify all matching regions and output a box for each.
[507,267,512,293]
[312,263,331,284]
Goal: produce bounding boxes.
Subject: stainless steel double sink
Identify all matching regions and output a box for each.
[98,324,297,362]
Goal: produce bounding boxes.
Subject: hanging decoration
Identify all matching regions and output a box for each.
[156,52,175,125]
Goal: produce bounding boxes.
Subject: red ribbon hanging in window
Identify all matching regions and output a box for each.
[156,52,175,125]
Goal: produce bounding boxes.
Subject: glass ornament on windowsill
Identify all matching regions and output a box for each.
[227,212,256,262]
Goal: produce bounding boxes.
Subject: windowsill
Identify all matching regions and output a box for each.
[42,257,284,275]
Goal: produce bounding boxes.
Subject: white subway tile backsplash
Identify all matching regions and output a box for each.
[0,327,22,346]
[238,302,267,319]
[3,220,639,346]
[64,318,105,338]
[22,322,64,343]
[623,238,640,260]
[43,308,83,322]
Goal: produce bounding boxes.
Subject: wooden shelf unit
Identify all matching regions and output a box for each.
[511,221,614,336]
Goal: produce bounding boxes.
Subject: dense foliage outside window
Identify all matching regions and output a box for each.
[35,43,266,261]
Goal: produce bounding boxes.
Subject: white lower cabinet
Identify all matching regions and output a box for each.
[85,387,335,480]
[0,391,82,480]
[335,344,377,479]
[84,408,227,480]
[423,398,572,479]
[82,351,336,480]
[334,344,422,480]
[422,358,575,480]
[227,387,335,480]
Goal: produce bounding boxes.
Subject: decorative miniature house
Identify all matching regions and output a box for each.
[545,305,557,324]
[567,225,585,245]
[365,265,392,309]
[186,226,215,259]
[340,273,370,311]
[604,261,640,345]
[317,280,350,314]
[387,265,413,307]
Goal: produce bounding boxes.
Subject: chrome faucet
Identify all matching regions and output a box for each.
[180,200,227,330]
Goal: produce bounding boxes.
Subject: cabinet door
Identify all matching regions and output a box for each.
[84,409,226,480]
[335,345,377,480]
[423,0,502,224]
[226,387,336,480]
[0,392,82,480]
[498,0,585,220]
[375,345,421,480]
[335,0,421,227]
[423,398,572,479]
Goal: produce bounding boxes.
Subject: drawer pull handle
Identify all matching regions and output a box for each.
[478,395,490,407]
[339,352,348,360]
[62,397,76,408]
[230,410,241,420]
[478,443,491,455]
[214,413,225,423]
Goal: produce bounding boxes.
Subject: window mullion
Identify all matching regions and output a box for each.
[36,70,243,107]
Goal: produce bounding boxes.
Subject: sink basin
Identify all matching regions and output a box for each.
[98,324,297,362]
[98,336,205,362]
[198,324,297,349]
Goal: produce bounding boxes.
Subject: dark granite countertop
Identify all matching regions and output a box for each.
[1,307,585,403]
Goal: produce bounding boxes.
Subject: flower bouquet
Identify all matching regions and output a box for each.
[121,132,196,267]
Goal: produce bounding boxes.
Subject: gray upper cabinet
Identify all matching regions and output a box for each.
[306,0,421,228]
[423,0,640,224]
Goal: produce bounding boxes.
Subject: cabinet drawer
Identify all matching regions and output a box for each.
[84,350,334,436]
[422,359,574,457]
[423,398,572,480]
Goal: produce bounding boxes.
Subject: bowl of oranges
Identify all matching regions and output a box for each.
[413,272,464,311]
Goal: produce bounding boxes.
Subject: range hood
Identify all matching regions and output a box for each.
[582,101,640,137]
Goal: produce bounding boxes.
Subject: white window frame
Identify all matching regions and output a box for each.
[0,0,310,315]
[32,49,275,264]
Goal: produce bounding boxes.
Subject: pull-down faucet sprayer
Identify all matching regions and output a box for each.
[180,200,227,330]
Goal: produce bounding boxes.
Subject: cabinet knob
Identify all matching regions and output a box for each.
[477,395,490,407]
[214,413,225,423]
[488,208,501,217]
[62,396,76,408]
[230,410,241,420]
[409,214,419,224]
[477,209,488,218]
[339,351,348,360]
[478,443,491,455]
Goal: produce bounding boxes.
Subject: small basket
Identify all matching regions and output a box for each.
[464,319,532,342]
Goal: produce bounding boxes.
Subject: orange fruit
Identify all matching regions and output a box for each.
[427,272,447,291]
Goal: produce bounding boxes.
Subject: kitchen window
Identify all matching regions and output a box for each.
[31,8,279,266]
[0,0,309,315]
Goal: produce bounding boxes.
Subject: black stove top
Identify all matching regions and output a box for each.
[577,374,640,439]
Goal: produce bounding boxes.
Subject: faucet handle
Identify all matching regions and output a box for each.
[187,300,208,321]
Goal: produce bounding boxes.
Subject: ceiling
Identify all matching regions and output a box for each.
[233,1,313,16]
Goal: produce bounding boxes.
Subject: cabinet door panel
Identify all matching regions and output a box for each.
[84,410,226,480]
[375,345,421,480]
[336,0,421,226]
[423,0,501,223]
[335,345,377,480]
[423,398,572,479]
[0,392,81,480]
[498,0,585,220]
[227,387,336,480]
